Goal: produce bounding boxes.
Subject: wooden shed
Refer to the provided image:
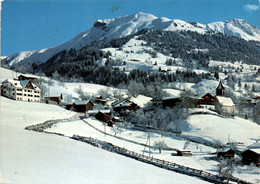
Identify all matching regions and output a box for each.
[177,150,192,156]
[217,149,235,159]
[95,111,110,122]
[242,149,260,167]
[66,100,94,112]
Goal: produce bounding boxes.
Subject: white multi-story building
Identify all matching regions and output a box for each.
[1,79,41,102]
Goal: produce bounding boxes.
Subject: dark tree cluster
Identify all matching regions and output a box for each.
[137,29,260,65]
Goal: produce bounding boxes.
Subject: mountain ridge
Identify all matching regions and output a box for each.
[3,12,260,67]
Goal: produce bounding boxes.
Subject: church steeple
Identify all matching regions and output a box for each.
[216,80,226,96]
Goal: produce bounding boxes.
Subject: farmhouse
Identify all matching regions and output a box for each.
[215,96,235,114]
[94,96,106,105]
[199,93,215,105]
[1,79,41,102]
[112,98,139,113]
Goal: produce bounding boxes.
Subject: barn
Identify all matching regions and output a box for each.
[242,149,260,167]
[95,111,110,122]
[242,142,260,167]
[66,100,94,112]
[217,148,235,159]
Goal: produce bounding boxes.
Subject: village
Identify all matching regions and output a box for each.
[1,72,260,182]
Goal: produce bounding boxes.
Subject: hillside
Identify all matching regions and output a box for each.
[3,12,260,68]
[1,97,212,184]
[1,67,260,183]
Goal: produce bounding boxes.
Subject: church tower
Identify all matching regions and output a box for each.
[216,80,226,96]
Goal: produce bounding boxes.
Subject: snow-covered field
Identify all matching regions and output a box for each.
[45,112,260,183]
[0,97,213,183]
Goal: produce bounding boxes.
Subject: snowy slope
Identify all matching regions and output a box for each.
[4,12,260,67]
[183,112,260,147]
[207,18,260,41]
[1,97,212,183]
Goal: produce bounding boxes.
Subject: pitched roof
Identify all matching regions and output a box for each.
[111,99,130,106]
[216,96,235,106]
[247,142,260,149]
[216,81,225,90]
[201,93,214,99]
[2,79,40,90]
[18,74,39,79]
[74,100,93,105]
[20,80,29,88]
[244,148,260,154]
[88,109,111,114]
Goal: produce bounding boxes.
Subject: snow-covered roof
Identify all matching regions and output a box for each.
[111,99,130,106]
[244,148,260,154]
[88,109,111,114]
[162,96,180,100]
[215,96,234,106]
[18,74,39,79]
[217,148,234,153]
[2,79,40,90]
[114,102,132,107]
[74,100,92,105]
[247,142,260,149]
[45,92,62,97]
[20,80,29,88]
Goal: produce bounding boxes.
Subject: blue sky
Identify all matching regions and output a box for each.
[1,0,260,56]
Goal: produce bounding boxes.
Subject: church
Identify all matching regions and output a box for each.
[214,81,235,114]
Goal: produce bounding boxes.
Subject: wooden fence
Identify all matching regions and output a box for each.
[71,135,253,184]
[25,118,254,184]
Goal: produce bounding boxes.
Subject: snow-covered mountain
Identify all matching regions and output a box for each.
[3,12,260,67]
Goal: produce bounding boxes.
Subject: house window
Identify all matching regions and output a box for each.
[14,83,17,85]
[17,93,22,96]
[17,89,22,91]
[24,94,27,96]
[28,90,32,93]
[24,90,27,92]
